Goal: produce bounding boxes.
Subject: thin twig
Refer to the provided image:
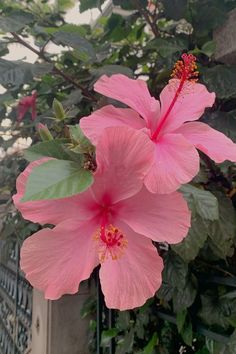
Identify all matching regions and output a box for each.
[132,0,159,37]
[196,259,235,278]
[10,32,96,101]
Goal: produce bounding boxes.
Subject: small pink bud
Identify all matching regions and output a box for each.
[37,123,53,141]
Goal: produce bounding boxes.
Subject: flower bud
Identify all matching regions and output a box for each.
[37,123,53,141]
[53,98,66,120]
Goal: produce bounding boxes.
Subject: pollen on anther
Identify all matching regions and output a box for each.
[171,53,199,83]
[93,224,128,262]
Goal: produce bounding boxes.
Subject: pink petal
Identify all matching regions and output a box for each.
[94,74,160,130]
[157,79,215,134]
[144,133,200,193]
[20,220,99,300]
[17,103,29,122]
[99,223,163,310]
[175,122,236,163]
[92,126,155,204]
[30,90,37,120]
[13,159,99,225]
[116,187,191,244]
[80,105,145,145]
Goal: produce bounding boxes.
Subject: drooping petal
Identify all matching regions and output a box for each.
[13,159,99,225]
[99,223,163,310]
[144,133,200,194]
[157,79,215,134]
[80,105,145,145]
[20,220,99,300]
[17,91,37,122]
[17,103,29,122]
[116,187,191,244]
[175,122,236,163]
[31,91,37,121]
[92,126,155,204]
[94,74,160,130]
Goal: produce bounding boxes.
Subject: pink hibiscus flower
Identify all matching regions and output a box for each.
[17,90,37,122]
[80,54,236,194]
[13,127,191,310]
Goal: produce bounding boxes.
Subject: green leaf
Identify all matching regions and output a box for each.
[24,139,71,162]
[105,13,131,42]
[201,65,236,99]
[63,89,83,106]
[172,274,197,312]
[180,184,219,221]
[162,251,189,289]
[199,292,236,330]
[191,2,227,38]
[158,252,197,311]
[0,10,34,32]
[172,214,209,262]
[116,328,134,354]
[201,41,216,57]
[145,37,186,58]
[80,296,96,319]
[53,31,96,62]
[176,309,187,333]
[38,23,87,36]
[196,347,210,354]
[142,332,158,354]
[32,63,54,77]
[181,320,193,347]
[208,193,236,259]
[163,0,187,20]
[113,0,147,10]
[79,0,106,12]
[209,329,236,354]
[157,252,187,301]
[57,0,76,11]
[0,58,33,87]
[68,125,94,153]
[101,328,119,347]
[117,311,131,331]
[22,159,93,201]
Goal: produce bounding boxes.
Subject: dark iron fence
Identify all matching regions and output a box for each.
[96,273,236,353]
[0,241,32,354]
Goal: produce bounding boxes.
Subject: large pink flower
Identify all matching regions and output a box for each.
[80,54,236,194]
[13,127,191,310]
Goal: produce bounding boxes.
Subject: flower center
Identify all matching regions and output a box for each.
[151,53,199,141]
[93,224,128,262]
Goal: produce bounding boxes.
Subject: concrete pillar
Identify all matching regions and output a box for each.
[214,9,236,64]
[32,282,94,354]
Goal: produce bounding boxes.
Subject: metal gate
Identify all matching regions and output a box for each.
[0,241,32,354]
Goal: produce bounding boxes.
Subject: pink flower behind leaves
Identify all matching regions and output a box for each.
[17,91,37,122]
[80,54,236,194]
[13,127,191,310]
[147,0,156,13]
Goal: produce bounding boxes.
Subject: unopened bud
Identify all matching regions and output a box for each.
[53,98,66,120]
[37,123,53,141]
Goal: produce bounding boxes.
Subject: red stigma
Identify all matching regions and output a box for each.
[93,218,128,261]
[151,53,199,141]
[171,53,199,82]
